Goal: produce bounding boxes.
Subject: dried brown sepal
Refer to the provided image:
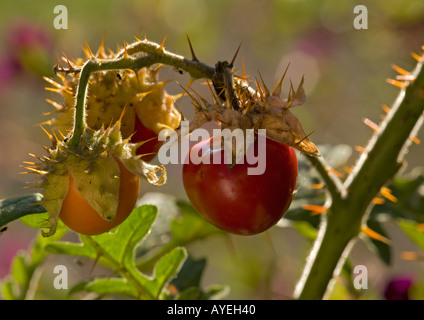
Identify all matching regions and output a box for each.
[179,72,319,157]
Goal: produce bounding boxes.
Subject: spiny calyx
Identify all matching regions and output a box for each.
[26,121,166,237]
[44,39,182,160]
[183,66,320,157]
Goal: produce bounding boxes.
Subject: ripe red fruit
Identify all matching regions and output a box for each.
[182,135,298,235]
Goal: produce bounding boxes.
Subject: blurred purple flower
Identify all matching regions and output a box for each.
[0,20,52,90]
[0,237,30,279]
[6,21,52,53]
[383,275,413,300]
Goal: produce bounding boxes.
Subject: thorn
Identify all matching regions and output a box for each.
[309,183,324,190]
[411,136,421,145]
[50,128,61,144]
[343,166,353,174]
[255,78,269,111]
[185,32,198,61]
[159,36,167,50]
[136,91,152,100]
[362,117,379,132]
[257,71,270,96]
[46,99,63,111]
[205,79,219,104]
[326,168,344,178]
[96,31,106,58]
[361,226,391,245]
[22,161,36,165]
[296,75,305,96]
[136,26,142,40]
[381,104,391,114]
[83,39,94,58]
[100,148,109,158]
[241,57,249,79]
[43,77,63,89]
[271,63,290,97]
[411,51,422,61]
[176,82,203,111]
[401,251,423,261]
[190,87,209,106]
[54,55,63,73]
[107,47,115,57]
[380,186,398,203]
[185,77,195,91]
[40,125,53,141]
[123,41,129,58]
[62,52,76,68]
[391,64,410,76]
[355,145,366,153]
[58,130,66,140]
[25,167,48,175]
[229,42,242,68]
[372,197,385,205]
[302,204,328,216]
[294,130,316,148]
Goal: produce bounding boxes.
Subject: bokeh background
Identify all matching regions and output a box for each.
[0,0,423,299]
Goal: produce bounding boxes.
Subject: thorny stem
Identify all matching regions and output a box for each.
[295,57,424,300]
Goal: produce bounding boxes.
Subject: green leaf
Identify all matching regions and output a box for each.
[173,201,224,242]
[45,241,97,259]
[47,205,188,300]
[1,226,67,300]
[90,205,158,266]
[11,253,29,288]
[397,219,424,250]
[148,247,187,299]
[199,285,230,300]
[85,278,138,298]
[0,193,46,227]
[136,201,224,271]
[20,212,49,229]
[171,256,206,292]
[1,281,16,300]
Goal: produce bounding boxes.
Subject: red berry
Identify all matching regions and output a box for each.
[183,135,298,235]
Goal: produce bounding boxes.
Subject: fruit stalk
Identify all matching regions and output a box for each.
[294,56,424,299]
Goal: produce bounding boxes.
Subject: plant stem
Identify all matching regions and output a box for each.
[294,57,424,300]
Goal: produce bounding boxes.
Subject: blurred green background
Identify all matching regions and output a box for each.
[0,0,423,299]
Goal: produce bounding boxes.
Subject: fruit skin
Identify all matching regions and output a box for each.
[59,157,140,235]
[131,115,163,162]
[182,136,298,235]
